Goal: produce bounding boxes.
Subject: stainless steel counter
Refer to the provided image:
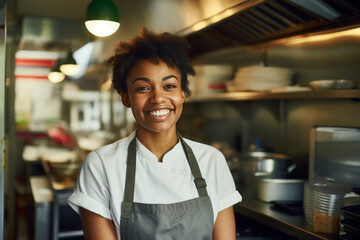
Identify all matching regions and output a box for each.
[234,187,339,240]
[30,176,53,240]
[36,160,82,240]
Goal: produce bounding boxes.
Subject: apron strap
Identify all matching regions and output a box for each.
[178,132,208,197]
[121,136,137,220]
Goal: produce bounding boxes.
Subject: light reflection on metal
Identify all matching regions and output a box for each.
[284,27,360,46]
[192,21,209,32]
[210,9,236,24]
[178,0,264,35]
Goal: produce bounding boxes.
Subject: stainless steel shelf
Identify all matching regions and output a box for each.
[234,187,339,240]
[187,89,360,102]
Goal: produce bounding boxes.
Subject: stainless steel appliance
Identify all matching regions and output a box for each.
[309,126,360,188]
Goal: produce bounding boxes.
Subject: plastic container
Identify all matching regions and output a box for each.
[311,178,350,234]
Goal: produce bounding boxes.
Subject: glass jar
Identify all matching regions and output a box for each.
[312,177,349,234]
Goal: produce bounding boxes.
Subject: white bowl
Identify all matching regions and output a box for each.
[334,79,355,89]
[310,80,354,90]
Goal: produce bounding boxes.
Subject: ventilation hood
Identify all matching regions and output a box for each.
[18,16,91,52]
[179,0,360,57]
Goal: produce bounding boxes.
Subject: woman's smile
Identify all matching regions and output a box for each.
[148,109,171,117]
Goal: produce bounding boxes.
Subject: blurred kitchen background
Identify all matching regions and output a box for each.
[1,0,360,240]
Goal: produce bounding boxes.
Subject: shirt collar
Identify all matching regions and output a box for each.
[135,136,183,164]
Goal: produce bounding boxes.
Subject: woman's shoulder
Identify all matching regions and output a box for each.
[95,132,135,155]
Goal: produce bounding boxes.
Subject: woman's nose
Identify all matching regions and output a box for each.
[149,88,165,103]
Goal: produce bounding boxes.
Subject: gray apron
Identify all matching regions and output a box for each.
[120,133,214,240]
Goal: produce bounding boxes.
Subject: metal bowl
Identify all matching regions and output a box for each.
[48,162,82,181]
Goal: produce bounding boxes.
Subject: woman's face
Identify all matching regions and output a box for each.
[121,59,185,135]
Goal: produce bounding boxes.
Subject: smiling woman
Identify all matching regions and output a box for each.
[67,27,242,240]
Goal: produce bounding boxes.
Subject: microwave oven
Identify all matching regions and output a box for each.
[309,126,360,188]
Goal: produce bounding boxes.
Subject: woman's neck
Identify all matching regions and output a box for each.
[136,129,178,162]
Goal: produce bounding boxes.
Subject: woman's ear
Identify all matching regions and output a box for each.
[121,92,131,108]
[181,90,185,103]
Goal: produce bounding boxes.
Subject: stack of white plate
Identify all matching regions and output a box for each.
[232,66,293,91]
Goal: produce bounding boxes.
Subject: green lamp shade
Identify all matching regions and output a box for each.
[85,0,120,37]
[60,52,81,76]
[48,61,65,83]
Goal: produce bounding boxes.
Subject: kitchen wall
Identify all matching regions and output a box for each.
[179,29,360,179]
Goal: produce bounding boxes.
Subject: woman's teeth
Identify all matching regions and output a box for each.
[150,109,170,116]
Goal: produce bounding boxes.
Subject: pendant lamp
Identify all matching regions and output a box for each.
[85,0,120,37]
[60,51,81,76]
[48,61,65,83]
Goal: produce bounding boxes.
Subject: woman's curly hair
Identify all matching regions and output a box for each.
[107,27,195,97]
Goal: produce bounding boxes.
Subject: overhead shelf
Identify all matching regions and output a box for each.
[186,89,360,102]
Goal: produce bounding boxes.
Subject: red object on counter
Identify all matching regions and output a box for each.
[48,126,75,149]
[208,83,226,90]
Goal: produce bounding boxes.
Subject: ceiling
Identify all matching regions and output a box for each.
[16,0,92,22]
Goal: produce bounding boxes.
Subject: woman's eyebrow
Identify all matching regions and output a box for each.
[162,75,178,81]
[132,77,150,84]
[132,75,178,84]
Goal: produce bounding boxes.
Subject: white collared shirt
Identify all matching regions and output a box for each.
[68,132,242,238]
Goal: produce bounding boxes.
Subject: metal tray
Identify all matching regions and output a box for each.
[340,233,360,240]
[342,205,360,224]
[342,219,360,236]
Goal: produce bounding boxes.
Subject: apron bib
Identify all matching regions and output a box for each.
[120,133,214,240]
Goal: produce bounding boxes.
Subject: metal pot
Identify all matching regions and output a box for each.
[235,151,293,187]
[256,178,305,202]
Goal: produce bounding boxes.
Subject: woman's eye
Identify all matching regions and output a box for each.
[165,84,177,89]
[136,86,149,91]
